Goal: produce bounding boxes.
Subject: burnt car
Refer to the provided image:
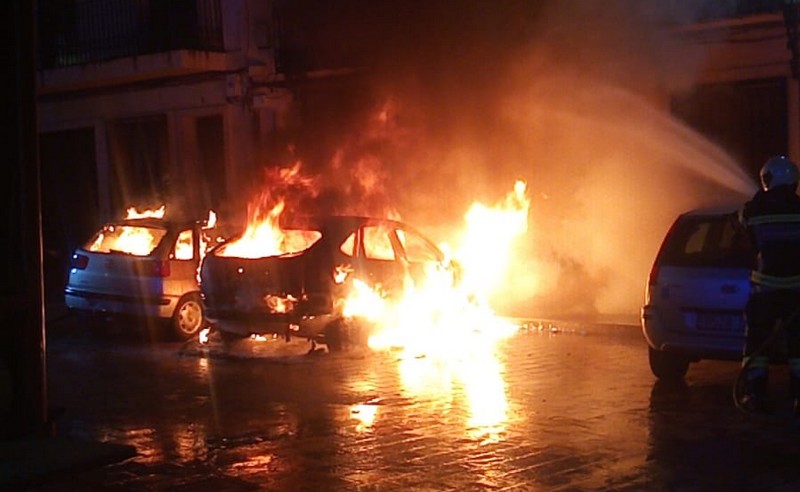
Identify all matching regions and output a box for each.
[65,216,219,340]
[199,215,457,350]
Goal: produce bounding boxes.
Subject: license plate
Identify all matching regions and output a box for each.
[693,312,740,332]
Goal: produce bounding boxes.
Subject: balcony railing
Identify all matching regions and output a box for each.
[665,0,783,23]
[37,0,224,70]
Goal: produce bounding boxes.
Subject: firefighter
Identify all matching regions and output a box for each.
[738,155,800,413]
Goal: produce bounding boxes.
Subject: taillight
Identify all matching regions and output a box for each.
[645,263,659,305]
[70,253,89,270]
[153,260,170,277]
[137,260,171,277]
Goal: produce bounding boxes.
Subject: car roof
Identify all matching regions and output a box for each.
[681,203,742,217]
[107,217,203,229]
[285,215,415,230]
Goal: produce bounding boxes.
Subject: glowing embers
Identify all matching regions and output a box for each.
[264,294,299,314]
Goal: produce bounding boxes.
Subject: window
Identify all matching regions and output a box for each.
[174,229,194,260]
[363,226,395,261]
[397,229,441,262]
[85,225,167,257]
[660,215,754,269]
[340,232,356,257]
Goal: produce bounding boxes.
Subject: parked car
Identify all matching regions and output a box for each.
[641,205,756,380]
[199,215,458,350]
[65,216,220,340]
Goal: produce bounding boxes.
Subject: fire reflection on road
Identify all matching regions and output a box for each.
[395,345,512,445]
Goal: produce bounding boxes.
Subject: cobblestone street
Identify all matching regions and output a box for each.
[22,319,800,491]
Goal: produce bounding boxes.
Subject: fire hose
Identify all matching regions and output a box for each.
[733,305,800,413]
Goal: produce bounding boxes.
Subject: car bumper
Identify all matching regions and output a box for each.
[641,305,745,361]
[65,287,177,319]
[207,312,337,339]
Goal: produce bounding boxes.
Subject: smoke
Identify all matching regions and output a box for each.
[267,0,759,319]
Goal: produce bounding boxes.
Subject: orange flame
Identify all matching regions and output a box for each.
[126,205,166,219]
[341,180,530,355]
[215,164,321,258]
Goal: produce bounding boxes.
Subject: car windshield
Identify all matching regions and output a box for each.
[84,224,168,256]
[658,214,755,269]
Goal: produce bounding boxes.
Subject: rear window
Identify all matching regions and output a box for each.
[214,228,322,259]
[658,214,755,269]
[84,224,168,257]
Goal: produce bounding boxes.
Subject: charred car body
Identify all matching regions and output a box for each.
[199,215,456,350]
[65,216,219,340]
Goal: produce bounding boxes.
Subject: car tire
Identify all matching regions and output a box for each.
[648,346,690,381]
[171,293,206,340]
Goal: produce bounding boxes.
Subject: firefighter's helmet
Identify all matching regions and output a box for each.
[760,155,799,191]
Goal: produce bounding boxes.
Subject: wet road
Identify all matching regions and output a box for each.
[32,317,800,491]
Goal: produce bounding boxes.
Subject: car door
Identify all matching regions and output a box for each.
[395,226,446,286]
[163,226,201,300]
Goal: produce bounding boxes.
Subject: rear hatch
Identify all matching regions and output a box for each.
[649,211,755,337]
[200,226,326,317]
[66,221,172,303]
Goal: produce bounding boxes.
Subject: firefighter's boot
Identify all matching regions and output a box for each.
[740,357,769,413]
[789,359,800,417]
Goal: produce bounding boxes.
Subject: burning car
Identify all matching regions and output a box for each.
[199,215,459,350]
[65,207,221,340]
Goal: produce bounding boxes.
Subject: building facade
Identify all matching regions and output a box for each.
[35,0,800,299]
[667,1,800,178]
[36,0,296,297]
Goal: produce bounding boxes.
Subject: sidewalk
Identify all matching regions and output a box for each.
[0,303,137,490]
[0,434,136,489]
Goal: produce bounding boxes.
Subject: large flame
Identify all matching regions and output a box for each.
[337,180,529,443]
[86,205,168,256]
[215,164,322,259]
[343,180,530,354]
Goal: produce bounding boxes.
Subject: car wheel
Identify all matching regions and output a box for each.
[171,293,206,340]
[648,346,690,381]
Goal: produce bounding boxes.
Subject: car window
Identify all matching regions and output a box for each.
[215,228,322,258]
[363,225,396,261]
[397,228,441,262]
[659,215,754,269]
[340,232,356,257]
[84,224,168,257]
[174,229,194,260]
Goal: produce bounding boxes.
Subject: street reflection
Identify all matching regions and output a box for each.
[350,403,379,432]
[396,346,511,444]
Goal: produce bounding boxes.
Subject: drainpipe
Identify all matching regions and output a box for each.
[783,0,800,158]
[2,0,48,439]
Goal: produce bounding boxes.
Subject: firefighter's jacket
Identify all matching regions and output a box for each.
[740,185,800,289]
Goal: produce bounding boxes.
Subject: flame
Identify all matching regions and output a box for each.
[198,327,211,344]
[126,205,166,219]
[336,181,530,441]
[457,180,530,300]
[215,164,322,259]
[345,180,530,354]
[87,224,162,256]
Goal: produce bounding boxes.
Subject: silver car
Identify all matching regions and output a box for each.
[64,217,216,340]
[641,205,755,380]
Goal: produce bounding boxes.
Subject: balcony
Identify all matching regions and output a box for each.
[37,0,228,94]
